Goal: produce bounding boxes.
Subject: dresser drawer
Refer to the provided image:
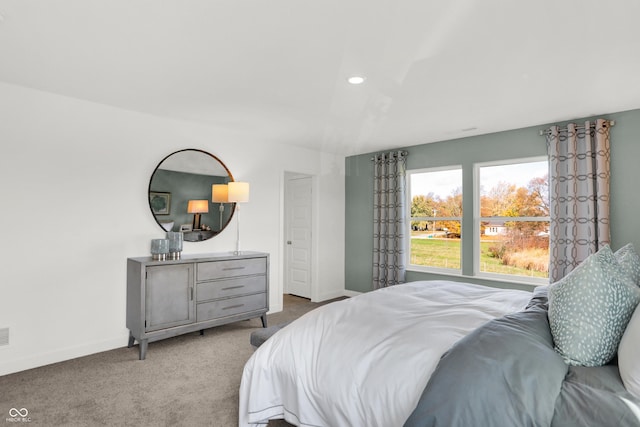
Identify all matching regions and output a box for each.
[196,293,267,322]
[196,276,266,302]
[197,257,266,281]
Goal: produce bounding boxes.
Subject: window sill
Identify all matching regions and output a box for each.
[408,265,462,276]
[406,266,548,289]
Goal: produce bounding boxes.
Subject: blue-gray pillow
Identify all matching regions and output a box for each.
[615,243,640,286]
[548,245,640,366]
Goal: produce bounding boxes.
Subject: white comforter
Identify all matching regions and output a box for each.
[239,280,532,427]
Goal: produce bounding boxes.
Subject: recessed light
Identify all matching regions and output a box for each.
[347,76,366,85]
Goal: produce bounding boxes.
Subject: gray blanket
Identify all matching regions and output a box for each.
[404,288,640,427]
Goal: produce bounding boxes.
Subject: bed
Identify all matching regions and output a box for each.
[239,279,640,427]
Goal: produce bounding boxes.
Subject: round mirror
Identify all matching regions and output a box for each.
[148,149,235,242]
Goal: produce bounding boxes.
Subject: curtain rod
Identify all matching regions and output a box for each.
[538,120,615,136]
[370,150,408,161]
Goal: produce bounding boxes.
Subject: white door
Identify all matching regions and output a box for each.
[285,175,312,298]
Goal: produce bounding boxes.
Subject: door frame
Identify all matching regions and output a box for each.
[281,171,318,302]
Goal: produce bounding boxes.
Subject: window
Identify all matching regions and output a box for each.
[408,158,550,284]
[475,158,549,282]
[408,167,462,273]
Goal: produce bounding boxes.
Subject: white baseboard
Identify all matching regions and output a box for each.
[1,292,364,376]
[343,290,362,297]
[314,289,348,302]
[0,335,127,376]
[316,289,362,301]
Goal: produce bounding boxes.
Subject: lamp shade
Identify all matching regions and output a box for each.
[187,199,209,213]
[212,184,229,203]
[228,181,250,203]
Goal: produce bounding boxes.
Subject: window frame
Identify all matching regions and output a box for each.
[473,156,550,285]
[406,165,463,275]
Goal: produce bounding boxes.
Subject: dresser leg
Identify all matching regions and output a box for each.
[261,314,268,328]
[139,339,148,360]
[127,332,135,348]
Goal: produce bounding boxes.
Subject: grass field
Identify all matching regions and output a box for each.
[410,236,549,278]
[410,237,462,269]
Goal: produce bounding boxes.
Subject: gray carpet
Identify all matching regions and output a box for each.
[0,295,341,426]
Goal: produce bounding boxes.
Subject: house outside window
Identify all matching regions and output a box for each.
[408,166,463,273]
[475,157,549,283]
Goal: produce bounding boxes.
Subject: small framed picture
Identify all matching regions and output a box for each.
[180,224,193,232]
[150,192,171,215]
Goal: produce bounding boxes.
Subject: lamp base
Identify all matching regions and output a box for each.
[192,213,202,230]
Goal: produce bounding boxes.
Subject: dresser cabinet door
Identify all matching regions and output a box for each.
[145,264,195,331]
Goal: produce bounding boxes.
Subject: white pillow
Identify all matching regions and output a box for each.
[619,304,640,398]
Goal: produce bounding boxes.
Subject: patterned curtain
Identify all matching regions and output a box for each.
[545,119,612,282]
[372,150,408,289]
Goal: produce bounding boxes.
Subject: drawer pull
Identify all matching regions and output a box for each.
[221,285,244,291]
[222,304,245,311]
[223,266,246,271]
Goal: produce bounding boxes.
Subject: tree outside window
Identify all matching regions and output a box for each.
[477,158,549,281]
[408,167,462,272]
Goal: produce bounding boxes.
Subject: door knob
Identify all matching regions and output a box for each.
[287,241,292,245]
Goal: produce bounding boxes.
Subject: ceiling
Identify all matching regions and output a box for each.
[1,0,639,156]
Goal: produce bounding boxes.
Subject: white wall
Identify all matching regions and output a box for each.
[0,82,345,375]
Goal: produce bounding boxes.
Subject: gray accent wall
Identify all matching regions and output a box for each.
[345,108,640,293]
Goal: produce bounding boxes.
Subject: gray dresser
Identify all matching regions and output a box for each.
[126,251,269,359]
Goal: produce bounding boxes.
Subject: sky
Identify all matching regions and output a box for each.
[410,160,548,199]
